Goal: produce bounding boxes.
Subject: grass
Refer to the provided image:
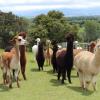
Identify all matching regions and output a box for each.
[0,50,100,100]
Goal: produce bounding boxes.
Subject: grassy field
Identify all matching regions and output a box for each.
[0,50,100,100]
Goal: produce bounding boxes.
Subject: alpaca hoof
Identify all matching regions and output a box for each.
[9,84,12,88]
[69,82,72,84]
[23,76,26,80]
[61,80,65,84]
[17,84,20,88]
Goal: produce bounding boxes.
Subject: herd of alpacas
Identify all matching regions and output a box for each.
[1,32,100,92]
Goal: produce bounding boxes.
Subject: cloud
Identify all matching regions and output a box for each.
[0,0,100,12]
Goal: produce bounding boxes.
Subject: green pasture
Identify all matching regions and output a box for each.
[0,50,100,100]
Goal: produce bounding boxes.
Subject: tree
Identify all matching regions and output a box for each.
[84,20,99,42]
[0,11,28,48]
[28,10,70,45]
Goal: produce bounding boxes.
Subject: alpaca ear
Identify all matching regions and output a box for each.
[97,39,100,43]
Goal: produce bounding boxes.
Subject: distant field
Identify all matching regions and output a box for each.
[0,49,100,100]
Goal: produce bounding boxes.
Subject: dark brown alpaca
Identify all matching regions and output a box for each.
[51,40,58,73]
[19,32,27,80]
[56,33,74,84]
[36,41,45,71]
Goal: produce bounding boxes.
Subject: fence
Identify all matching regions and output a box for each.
[58,42,89,50]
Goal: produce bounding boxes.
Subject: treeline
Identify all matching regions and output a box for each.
[68,16,100,25]
[0,10,100,50]
[0,11,28,48]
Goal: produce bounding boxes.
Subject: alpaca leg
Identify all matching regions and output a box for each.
[78,72,84,89]
[3,73,6,84]
[9,74,12,88]
[49,57,51,65]
[62,71,66,84]
[85,81,90,90]
[21,66,26,80]
[12,69,15,80]
[58,69,61,80]
[92,82,96,91]
[67,69,72,83]
[41,66,43,70]
[2,67,7,84]
[39,66,40,71]
[23,67,26,80]
[7,69,12,88]
[92,76,97,91]
[53,66,55,73]
[15,69,20,88]
[46,59,48,65]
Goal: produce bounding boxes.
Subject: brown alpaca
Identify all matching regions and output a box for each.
[0,36,26,88]
[19,32,27,80]
[56,33,74,84]
[88,41,96,53]
[45,40,53,66]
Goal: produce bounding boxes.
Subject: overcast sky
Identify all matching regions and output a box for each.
[0,0,100,17]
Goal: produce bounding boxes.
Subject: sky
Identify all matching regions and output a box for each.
[0,0,100,17]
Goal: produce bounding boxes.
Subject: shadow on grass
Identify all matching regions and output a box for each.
[0,84,9,92]
[67,86,94,96]
[44,69,57,77]
[30,68,40,72]
[71,75,78,78]
[50,79,67,86]
[46,69,54,74]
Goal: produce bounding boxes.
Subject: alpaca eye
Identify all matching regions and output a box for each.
[18,39,21,41]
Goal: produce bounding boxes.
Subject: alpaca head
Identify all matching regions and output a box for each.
[36,38,40,42]
[65,33,74,43]
[19,32,27,39]
[10,36,27,46]
[51,40,57,45]
[46,39,51,46]
[94,39,100,53]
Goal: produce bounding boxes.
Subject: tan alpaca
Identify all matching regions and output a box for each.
[74,39,100,91]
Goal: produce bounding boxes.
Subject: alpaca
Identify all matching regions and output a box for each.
[4,32,27,80]
[36,41,45,71]
[32,38,40,62]
[74,39,100,90]
[56,33,74,84]
[19,32,27,80]
[88,41,96,53]
[51,40,59,73]
[1,35,26,88]
[45,39,53,66]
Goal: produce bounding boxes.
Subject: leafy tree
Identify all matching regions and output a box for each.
[84,20,99,42]
[0,11,28,48]
[28,10,71,45]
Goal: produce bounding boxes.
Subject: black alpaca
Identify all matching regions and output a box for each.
[56,33,74,84]
[51,40,58,73]
[36,41,45,71]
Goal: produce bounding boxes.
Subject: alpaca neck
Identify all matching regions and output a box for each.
[19,45,25,58]
[93,51,100,66]
[14,45,20,60]
[47,46,50,54]
[37,42,39,45]
[38,45,44,56]
[66,42,73,54]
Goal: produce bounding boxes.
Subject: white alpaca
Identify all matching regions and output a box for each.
[32,38,40,62]
[74,39,100,91]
